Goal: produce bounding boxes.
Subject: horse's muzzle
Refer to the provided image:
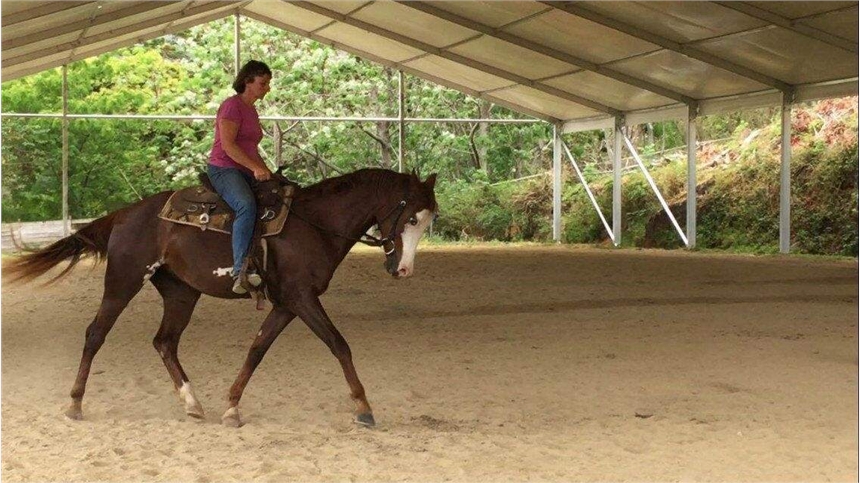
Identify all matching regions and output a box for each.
[384,257,398,276]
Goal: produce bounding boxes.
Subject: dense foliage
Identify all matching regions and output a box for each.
[491,99,858,256]
[2,17,857,255]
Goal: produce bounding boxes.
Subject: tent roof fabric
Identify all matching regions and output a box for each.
[2,1,858,130]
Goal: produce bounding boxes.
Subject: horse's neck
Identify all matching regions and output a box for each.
[298,181,382,255]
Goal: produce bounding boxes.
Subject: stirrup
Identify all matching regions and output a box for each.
[247,272,262,287]
[231,277,247,295]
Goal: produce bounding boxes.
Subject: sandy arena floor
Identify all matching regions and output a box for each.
[1,244,858,482]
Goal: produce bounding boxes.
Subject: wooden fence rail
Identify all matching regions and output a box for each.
[1,219,94,252]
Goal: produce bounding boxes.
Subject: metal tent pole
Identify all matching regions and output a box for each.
[3,113,539,124]
[686,105,697,248]
[234,13,241,76]
[613,117,623,245]
[552,124,562,242]
[398,70,404,173]
[62,64,70,237]
[779,93,793,253]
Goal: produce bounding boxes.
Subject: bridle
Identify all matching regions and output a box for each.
[287,188,411,265]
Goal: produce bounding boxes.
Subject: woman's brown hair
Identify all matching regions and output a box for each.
[232,60,272,94]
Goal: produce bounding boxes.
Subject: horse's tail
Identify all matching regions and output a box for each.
[3,211,122,285]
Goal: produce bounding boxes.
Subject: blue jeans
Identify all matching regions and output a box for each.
[207,165,256,277]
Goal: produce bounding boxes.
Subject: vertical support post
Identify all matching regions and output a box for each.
[398,70,404,173]
[779,92,792,253]
[234,13,241,76]
[552,124,562,242]
[274,124,282,168]
[612,116,623,246]
[62,64,70,237]
[686,105,697,248]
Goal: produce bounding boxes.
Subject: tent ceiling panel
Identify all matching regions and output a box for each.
[2,2,239,81]
[3,2,236,74]
[2,1,89,24]
[3,32,81,61]
[580,2,767,44]
[349,1,478,49]
[492,85,601,121]
[800,6,859,44]
[71,23,172,61]
[697,27,860,85]
[242,1,332,32]
[506,9,658,64]
[429,1,550,29]
[3,50,72,83]
[610,50,769,99]
[1,2,96,40]
[447,36,576,81]
[312,1,372,16]
[404,55,513,92]
[1,1,857,126]
[83,2,191,38]
[543,71,675,112]
[745,1,856,20]
[316,23,425,62]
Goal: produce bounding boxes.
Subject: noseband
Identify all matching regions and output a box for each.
[358,198,408,275]
[359,199,407,250]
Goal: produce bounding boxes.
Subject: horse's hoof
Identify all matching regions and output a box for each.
[221,407,243,428]
[64,402,83,421]
[355,413,376,427]
[186,404,205,419]
[185,398,205,419]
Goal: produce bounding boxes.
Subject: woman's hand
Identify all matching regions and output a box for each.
[253,166,272,181]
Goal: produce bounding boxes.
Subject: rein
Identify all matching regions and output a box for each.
[288,199,407,249]
[270,170,411,262]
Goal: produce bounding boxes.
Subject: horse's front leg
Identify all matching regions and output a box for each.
[291,293,375,427]
[221,306,295,427]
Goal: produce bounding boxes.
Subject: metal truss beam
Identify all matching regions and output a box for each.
[715,1,858,54]
[544,1,793,94]
[290,1,621,117]
[243,10,559,123]
[398,1,696,106]
[3,2,239,72]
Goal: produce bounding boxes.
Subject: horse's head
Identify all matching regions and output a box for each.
[376,172,438,279]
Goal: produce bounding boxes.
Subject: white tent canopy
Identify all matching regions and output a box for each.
[3,1,858,129]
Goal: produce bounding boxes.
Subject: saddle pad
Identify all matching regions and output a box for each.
[158,184,295,237]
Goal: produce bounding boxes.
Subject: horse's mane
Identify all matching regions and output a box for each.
[294,168,405,201]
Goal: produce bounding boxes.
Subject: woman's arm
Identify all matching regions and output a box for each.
[218,118,272,181]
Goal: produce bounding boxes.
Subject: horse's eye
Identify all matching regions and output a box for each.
[408,216,418,226]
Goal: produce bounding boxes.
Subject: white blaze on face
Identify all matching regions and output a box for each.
[397,209,433,277]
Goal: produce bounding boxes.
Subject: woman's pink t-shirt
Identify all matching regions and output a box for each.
[208,95,263,174]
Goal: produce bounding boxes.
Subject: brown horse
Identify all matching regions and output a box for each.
[4,168,438,428]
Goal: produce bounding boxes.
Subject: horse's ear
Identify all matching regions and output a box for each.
[411,167,420,179]
[424,173,437,189]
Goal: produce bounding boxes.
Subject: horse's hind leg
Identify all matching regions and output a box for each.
[149,271,203,418]
[66,260,146,420]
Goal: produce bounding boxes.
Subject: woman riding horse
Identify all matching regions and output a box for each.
[5,168,438,428]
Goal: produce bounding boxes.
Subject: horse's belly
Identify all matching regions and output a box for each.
[161,223,238,296]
